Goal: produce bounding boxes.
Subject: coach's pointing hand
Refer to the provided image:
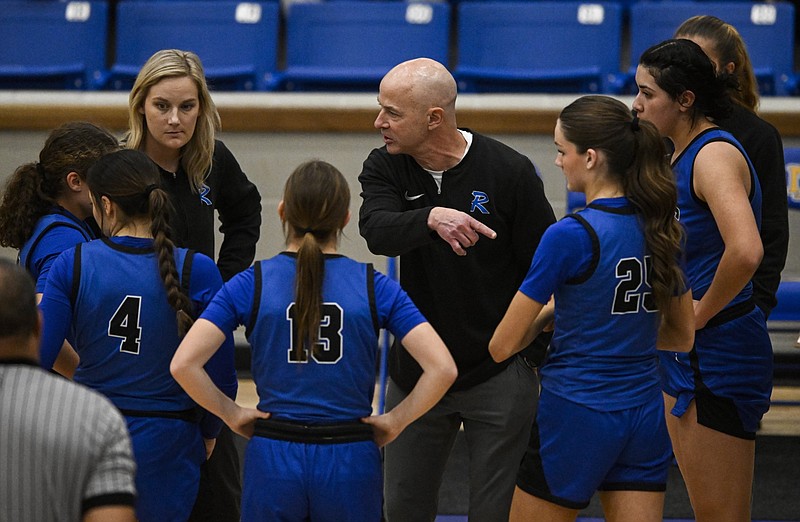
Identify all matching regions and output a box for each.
[428,207,496,256]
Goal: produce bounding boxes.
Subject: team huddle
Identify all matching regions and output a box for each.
[0,13,787,522]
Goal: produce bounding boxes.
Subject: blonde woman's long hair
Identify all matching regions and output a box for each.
[125,49,221,192]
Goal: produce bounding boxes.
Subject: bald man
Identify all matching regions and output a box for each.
[0,259,137,522]
[358,58,556,521]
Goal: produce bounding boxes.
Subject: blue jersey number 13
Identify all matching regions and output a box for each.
[286,302,344,364]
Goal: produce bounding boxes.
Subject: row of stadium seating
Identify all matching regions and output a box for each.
[0,0,795,94]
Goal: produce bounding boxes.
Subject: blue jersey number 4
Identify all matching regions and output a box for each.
[108,295,143,355]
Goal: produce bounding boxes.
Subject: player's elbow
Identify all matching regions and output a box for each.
[169,355,190,385]
[439,359,458,388]
[732,238,764,277]
[488,337,511,363]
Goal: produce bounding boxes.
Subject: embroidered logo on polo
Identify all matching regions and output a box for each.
[470,191,490,214]
[404,191,424,201]
[199,183,212,206]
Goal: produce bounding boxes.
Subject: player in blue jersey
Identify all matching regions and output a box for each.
[38,149,237,522]
[674,16,788,320]
[0,121,119,377]
[634,39,772,522]
[490,96,694,522]
[171,160,457,522]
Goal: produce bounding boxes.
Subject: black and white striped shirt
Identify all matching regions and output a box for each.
[0,360,137,521]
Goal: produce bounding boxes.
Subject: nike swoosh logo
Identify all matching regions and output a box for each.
[404,191,424,201]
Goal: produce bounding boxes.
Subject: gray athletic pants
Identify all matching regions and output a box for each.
[383,355,539,522]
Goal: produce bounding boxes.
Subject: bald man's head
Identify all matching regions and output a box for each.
[383,58,457,113]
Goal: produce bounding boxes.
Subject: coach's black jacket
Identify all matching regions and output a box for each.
[158,140,261,281]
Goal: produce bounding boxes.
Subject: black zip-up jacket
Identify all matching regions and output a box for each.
[359,131,556,392]
[158,140,261,281]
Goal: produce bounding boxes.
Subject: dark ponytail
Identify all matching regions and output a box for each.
[559,96,685,311]
[282,160,350,358]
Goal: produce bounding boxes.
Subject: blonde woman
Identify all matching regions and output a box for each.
[127,48,261,521]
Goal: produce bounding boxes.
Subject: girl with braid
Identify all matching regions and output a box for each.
[490,95,694,522]
[38,149,237,522]
[0,121,119,377]
[171,160,456,522]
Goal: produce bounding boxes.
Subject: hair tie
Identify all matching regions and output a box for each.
[300,227,316,235]
[144,184,158,197]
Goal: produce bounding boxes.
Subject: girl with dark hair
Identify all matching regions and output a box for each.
[0,121,119,288]
[38,149,237,522]
[489,95,694,522]
[634,38,772,522]
[171,160,457,522]
[0,121,119,376]
[674,16,789,318]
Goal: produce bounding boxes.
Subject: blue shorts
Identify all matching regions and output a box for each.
[125,416,205,522]
[659,304,772,439]
[516,388,671,509]
[242,436,382,522]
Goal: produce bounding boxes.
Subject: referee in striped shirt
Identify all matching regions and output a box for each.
[0,258,137,522]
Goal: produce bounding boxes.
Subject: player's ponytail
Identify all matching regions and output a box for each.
[559,96,684,312]
[86,149,194,336]
[0,121,118,248]
[282,160,350,358]
[624,113,686,313]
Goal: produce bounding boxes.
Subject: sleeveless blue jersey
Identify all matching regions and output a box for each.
[19,207,95,292]
[40,236,236,422]
[201,252,427,423]
[521,199,661,410]
[672,128,761,305]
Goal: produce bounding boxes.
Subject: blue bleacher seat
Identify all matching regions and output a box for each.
[282,1,451,92]
[0,1,108,90]
[106,0,280,91]
[454,1,625,94]
[771,281,800,326]
[628,1,796,96]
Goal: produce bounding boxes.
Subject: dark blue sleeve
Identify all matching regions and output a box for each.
[200,268,255,331]
[188,253,239,439]
[31,227,87,293]
[518,217,593,304]
[38,248,77,369]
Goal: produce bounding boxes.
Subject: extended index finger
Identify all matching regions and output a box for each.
[472,220,497,240]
